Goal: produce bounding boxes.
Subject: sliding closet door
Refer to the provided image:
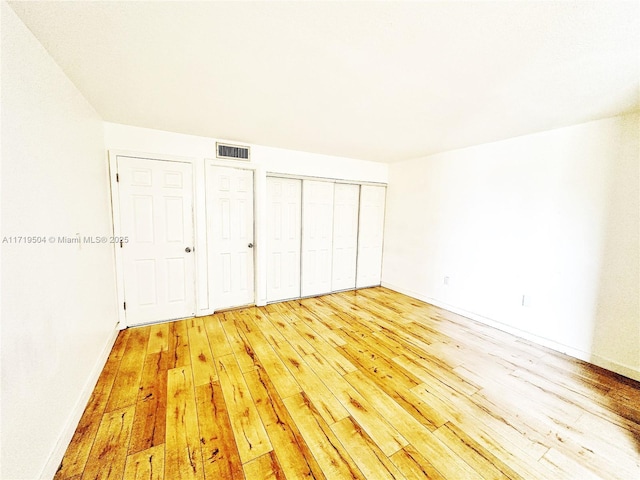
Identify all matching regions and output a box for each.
[356,185,386,288]
[332,183,360,291]
[301,180,334,297]
[266,177,302,302]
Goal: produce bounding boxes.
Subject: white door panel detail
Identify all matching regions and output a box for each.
[356,185,386,288]
[208,167,255,310]
[302,180,334,297]
[118,157,195,325]
[266,177,301,302]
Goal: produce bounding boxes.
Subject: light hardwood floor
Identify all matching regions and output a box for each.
[55,287,640,479]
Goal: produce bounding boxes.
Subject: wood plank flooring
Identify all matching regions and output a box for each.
[55,287,640,480]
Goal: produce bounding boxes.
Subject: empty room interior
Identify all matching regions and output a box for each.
[2,1,640,479]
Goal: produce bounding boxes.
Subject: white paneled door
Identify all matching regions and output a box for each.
[301,180,335,297]
[266,177,302,303]
[208,166,255,311]
[356,185,386,288]
[117,156,196,326]
[332,183,360,291]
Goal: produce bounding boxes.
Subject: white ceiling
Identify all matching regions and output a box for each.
[8,1,640,163]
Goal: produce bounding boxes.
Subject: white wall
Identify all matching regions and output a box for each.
[1,4,119,479]
[383,113,640,381]
[103,122,389,181]
[103,122,388,312]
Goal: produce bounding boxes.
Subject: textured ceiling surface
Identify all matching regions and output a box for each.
[8,1,640,162]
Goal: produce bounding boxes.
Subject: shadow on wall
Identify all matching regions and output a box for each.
[590,112,640,454]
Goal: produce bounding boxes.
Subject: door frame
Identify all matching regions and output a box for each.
[205,159,259,312]
[108,150,199,328]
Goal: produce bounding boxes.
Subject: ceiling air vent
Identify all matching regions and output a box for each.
[216,142,250,161]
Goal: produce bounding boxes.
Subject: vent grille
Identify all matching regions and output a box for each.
[217,142,250,161]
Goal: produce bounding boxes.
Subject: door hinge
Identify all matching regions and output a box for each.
[116,173,119,182]
[123,301,126,310]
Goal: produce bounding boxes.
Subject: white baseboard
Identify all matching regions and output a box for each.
[381,282,640,383]
[40,324,121,479]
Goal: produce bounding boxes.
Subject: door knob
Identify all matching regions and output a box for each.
[185,247,192,253]
[248,243,254,248]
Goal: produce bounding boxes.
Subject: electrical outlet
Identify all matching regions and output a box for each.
[522,295,531,307]
[444,276,450,286]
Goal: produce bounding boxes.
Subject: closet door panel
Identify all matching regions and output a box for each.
[356,185,386,288]
[266,177,302,302]
[332,184,359,291]
[301,180,334,297]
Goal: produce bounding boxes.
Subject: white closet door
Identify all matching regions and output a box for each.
[207,166,255,311]
[332,183,360,291]
[356,185,386,288]
[266,177,302,302]
[117,156,195,326]
[301,180,334,297]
